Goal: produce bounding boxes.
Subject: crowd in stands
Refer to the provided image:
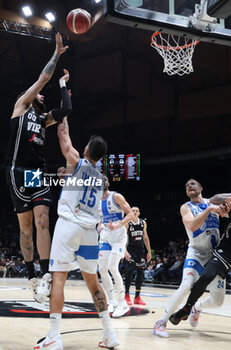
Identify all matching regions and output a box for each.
[0,222,41,279]
[144,238,188,284]
[0,222,231,288]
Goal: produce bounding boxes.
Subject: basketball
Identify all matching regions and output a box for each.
[66,8,92,34]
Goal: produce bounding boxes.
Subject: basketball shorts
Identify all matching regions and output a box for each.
[212,249,231,278]
[182,246,212,282]
[127,245,146,268]
[99,226,127,259]
[6,165,52,213]
[49,217,99,274]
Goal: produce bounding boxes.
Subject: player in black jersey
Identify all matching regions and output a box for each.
[169,195,231,327]
[124,207,151,305]
[5,33,71,303]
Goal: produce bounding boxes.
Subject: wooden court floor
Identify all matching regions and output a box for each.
[0,278,231,350]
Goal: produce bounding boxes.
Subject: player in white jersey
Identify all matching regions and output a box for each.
[154,178,227,338]
[34,92,118,350]
[98,175,134,318]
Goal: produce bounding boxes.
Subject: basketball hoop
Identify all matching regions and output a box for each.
[151,32,200,76]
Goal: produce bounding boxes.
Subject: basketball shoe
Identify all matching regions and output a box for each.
[153,320,169,338]
[134,295,146,305]
[169,305,191,325]
[125,293,132,305]
[112,300,129,317]
[29,277,39,302]
[189,306,201,327]
[108,300,118,313]
[36,273,52,303]
[98,331,119,348]
[34,335,63,350]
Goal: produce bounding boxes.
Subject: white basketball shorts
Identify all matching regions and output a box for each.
[99,226,127,259]
[49,217,99,274]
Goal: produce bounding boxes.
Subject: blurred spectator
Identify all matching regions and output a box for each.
[6,258,15,277]
[34,259,42,278]
[144,259,156,281]
[168,255,183,281]
[153,257,170,283]
[0,258,7,278]
[20,260,27,277]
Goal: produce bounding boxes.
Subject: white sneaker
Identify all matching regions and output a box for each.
[29,278,40,302]
[34,335,63,350]
[112,300,129,318]
[108,300,118,313]
[36,273,52,303]
[189,306,201,327]
[98,331,119,348]
[153,320,169,338]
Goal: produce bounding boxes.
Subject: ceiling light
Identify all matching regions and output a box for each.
[45,12,56,22]
[22,6,32,17]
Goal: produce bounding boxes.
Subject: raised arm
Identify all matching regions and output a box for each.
[12,33,69,118]
[106,193,135,230]
[57,117,80,168]
[143,220,152,263]
[45,69,72,127]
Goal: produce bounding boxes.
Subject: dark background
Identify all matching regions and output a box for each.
[1,0,231,249]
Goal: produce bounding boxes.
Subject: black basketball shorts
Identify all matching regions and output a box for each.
[209,250,231,279]
[6,165,52,213]
[127,245,146,268]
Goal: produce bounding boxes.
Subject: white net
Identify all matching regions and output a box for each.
[151,32,199,76]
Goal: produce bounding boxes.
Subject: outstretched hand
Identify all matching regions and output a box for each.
[210,202,230,218]
[220,201,231,218]
[55,32,69,56]
[59,68,70,84]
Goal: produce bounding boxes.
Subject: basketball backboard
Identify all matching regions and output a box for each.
[104,0,231,46]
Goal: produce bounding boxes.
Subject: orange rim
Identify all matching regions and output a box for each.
[151,32,200,50]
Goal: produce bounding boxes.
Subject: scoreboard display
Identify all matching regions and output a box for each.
[96,154,140,181]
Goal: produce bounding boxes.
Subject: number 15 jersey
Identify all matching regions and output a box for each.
[58,158,104,228]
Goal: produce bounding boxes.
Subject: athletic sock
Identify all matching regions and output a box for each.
[49,313,62,338]
[99,310,114,335]
[117,289,125,303]
[26,261,36,280]
[135,290,140,298]
[39,259,50,275]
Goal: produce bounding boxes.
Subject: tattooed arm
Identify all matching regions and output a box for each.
[210,193,231,205]
[12,33,69,118]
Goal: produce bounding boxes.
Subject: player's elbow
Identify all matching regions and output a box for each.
[185,222,198,232]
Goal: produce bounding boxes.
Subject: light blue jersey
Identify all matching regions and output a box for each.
[99,191,124,227]
[58,158,104,228]
[185,198,220,252]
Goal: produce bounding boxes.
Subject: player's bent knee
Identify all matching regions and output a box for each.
[20,225,33,236]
